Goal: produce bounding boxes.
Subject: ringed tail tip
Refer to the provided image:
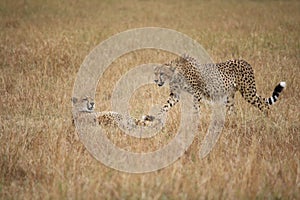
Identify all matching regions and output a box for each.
[280,81,286,88]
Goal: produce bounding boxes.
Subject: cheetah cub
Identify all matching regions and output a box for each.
[71,96,153,129]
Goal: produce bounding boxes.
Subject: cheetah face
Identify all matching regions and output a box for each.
[154,64,174,87]
[72,96,95,112]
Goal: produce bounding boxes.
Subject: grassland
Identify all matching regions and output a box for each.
[1,0,299,199]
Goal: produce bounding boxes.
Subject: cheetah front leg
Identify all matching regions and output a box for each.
[143,85,181,123]
[160,91,180,114]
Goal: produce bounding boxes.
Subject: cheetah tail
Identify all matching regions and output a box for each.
[267,81,286,105]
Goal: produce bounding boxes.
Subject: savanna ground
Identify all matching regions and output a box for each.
[1,0,299,199]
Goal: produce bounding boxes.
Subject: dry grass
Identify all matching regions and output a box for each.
[1,0,299,199]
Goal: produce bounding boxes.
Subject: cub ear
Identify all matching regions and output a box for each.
[71,97,78,104]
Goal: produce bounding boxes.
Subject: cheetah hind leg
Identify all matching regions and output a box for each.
[226,93,236,115]
[238,81,286,115]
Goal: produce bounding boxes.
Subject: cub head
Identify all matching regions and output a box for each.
[154,63,175,87]
[71,96,95,112]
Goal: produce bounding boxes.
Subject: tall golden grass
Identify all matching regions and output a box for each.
[1,0,299,199]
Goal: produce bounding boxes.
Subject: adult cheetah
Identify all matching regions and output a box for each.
[144,55,286,120]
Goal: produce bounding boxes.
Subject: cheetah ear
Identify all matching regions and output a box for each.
[169,65,176,72]
[166,64,176,72]
[71,97,78,104]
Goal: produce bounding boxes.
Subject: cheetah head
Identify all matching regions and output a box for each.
[71,96,95,112]
[154,63,175,87]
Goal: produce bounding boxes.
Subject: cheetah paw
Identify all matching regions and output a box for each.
[142,115,156,121]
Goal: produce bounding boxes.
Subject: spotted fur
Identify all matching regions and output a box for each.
[145,55,286,119]
[71,96,149,128]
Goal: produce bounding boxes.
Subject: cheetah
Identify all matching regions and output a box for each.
[71,96,153,128]
[143,55,286,120]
